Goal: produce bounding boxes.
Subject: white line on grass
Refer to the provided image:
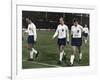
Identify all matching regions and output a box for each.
[23,59,61,67]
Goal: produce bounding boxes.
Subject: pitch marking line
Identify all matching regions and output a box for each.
[23,59,61,67]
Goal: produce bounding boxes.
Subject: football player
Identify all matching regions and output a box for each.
[25,18,39,61]
[70,18,83,65]
[52,17,69,64]
[83,24,89,44]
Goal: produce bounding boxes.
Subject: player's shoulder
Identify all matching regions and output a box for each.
[86,27,88,29]
[78,24,83,28]
[57,24,63,28]
[31,23,35,26]
[64,24,68,27]
[31,23,36,27]
[58,24,61,27]
[83,27,86,29]
[79,24,83,27]
[71,25,75,28]
[64,24,69,30]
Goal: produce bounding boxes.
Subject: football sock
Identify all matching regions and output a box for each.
[79,53,82,60]
[59,51,64,61]
[30,50,33,59]
[32,48,37,54]
[85,39,87,43]
[70,55,75,65]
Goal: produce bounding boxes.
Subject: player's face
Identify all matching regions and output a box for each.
[59,18,64,25]
[74,21,78,26]
[85,25,87,27]
[26,18,31,24]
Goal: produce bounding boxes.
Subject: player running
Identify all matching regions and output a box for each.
[25,18,39,61]
[83,24,89,44]
[70,18,83,66]
[52,17,69,65]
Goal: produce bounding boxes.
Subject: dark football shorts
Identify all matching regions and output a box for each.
[71,38,82,47]
[28,35,34,44]
[57,38,66,46]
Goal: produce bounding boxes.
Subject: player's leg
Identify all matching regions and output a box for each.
[79,38,82,60]
[57,45,65,64]
[59,45,65,62]
[28,43,34,61]
[70,46,76,65]
[32,47,37,54]
[31,36,39,58]
[83,33,85,43]
[70,38,77,65]
[83,36,85,43]
[57,45,61,64]
[86,34,88,43]
[32,47,39,58]
[27,36,36,61]
[84,37,87,44]
[62,48,66,62]
[77,46,82,60]
[83,33,86,44]
[84,34,88,44]
[57,38,66,64]
[27,35,34,61]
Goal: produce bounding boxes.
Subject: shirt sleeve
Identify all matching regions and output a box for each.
[53,26,59,38]
[32,24,37,41]
[66,26,69,42]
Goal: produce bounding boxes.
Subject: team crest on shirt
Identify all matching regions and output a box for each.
[77,30,79,33]
[62,29,64,32]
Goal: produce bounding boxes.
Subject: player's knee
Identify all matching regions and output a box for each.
[60,46,64,52]
[59,48,63,52]
[72,50,75,54]
[72,47,76,54]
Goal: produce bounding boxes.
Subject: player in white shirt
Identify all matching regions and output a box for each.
[52,17,69,64]
[83,24,89,44]
[70,18,83,66]
[25,18,39,61]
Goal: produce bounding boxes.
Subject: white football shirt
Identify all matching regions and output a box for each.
[53,24,69,41]
[83,27,89,33]
[71,24,83,38]
[25,23,37,41]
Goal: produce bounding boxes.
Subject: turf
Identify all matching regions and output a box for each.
[22,30,89,69]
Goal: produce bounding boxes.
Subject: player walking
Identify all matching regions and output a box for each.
[83,24,89,44]
[25,18,39,61]
[70,18,83,66]
[52,17,69,64]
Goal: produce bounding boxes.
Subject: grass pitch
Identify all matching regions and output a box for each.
[22,30,89,69]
